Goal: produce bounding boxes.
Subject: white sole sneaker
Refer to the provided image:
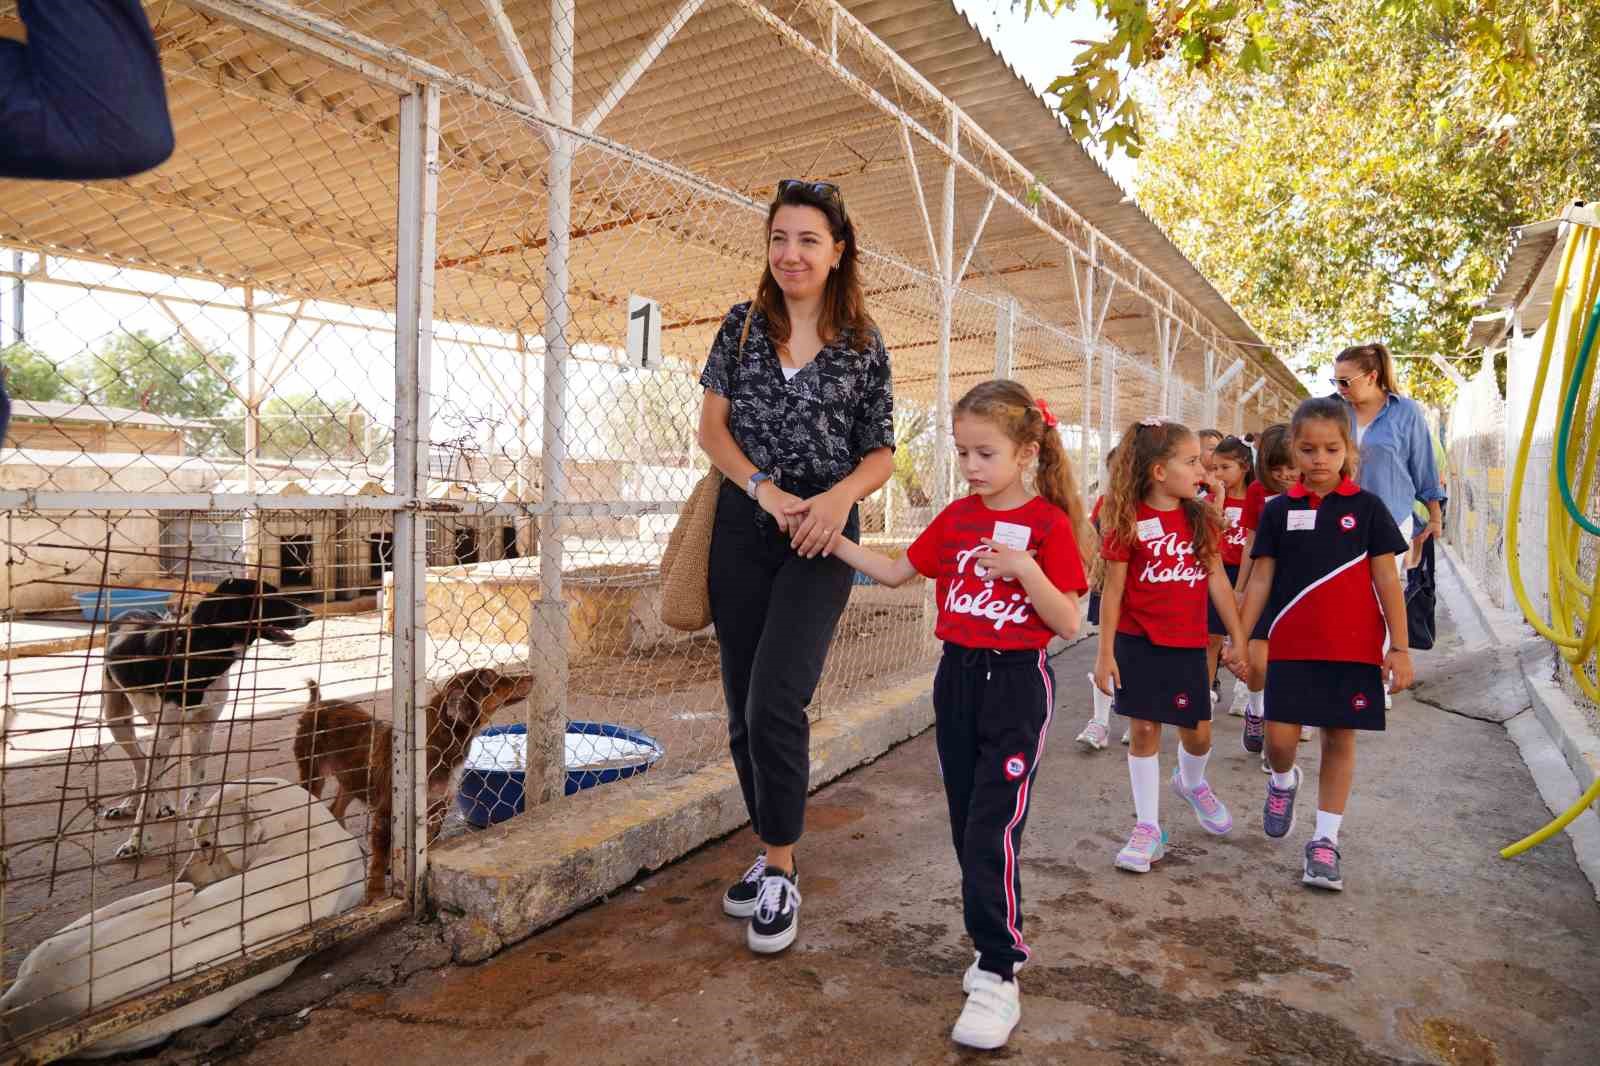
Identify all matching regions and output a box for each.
[962,955,1022,992]
[722,894,757,919]
[951,973,1020,1049]
[747,912,798,954]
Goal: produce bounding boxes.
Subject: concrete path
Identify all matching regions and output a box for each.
[134,592,1600,1066]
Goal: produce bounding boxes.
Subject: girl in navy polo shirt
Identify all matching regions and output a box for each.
[1206,436,1254,705]
[1240,398,1412,891]
[832,379,1091,1051]
[1229,424,1295,759]
[1095,420,1249,875]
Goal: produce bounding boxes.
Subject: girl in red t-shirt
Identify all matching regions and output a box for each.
[1229,424,1297,761]
[1207,436,1254,705]
[1094,419,1248,875]
[832,380,1092,1050]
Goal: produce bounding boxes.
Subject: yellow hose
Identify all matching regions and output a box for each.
[1502,220,1600,857]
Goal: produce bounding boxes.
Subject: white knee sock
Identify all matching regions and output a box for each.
[1178,747,1209,791]
[1314,809,1343,844]
[1248,688,1265,717]
[1128,753,1160,827]
[1089,675,1114,727]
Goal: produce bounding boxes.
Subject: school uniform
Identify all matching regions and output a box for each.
[1241,482,1278,642]
[1101,504,1212,727]
[1208,494,1249,636]
[1251,478,1408,730]
[907,493,1087,980]
[1086,496,1104,625]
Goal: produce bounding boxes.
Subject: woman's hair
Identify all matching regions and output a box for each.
[1198,428,1224,447]
[1102,419,1220,571]
[752,182,875,350]
[953,379,1096,568]
[1253,423,1293,493]
[1212,436,1255,491]
[1290,396,1358,479]
[1335,342,1400,395]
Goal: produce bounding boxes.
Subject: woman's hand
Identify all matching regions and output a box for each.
[1385,649,1414,694]
[977,539,1040,583]
[785,487,853,558]
[756,482,808,537]
[1415,518,1442,545]
[1093,653,1120,697]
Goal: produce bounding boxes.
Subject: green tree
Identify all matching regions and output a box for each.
[0,342,77,402]
[604,372,699,464]
[82,331,238,420]
[1116,2,1600,401]
[892,405,936,506]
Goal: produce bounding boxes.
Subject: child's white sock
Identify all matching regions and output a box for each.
[1178,747,1209,791]
[1089,674,1113,727]
[1314,809,1343,844]
[1248,688,1265,717]
[1128,753,1160,827]
[1269,766,1297,791]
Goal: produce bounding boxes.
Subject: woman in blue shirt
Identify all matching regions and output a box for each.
[1330,343,1444,575]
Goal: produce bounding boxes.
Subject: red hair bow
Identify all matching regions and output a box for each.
[1036,398,1059,429]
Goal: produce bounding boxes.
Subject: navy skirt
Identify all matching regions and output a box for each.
[1265,660,1387,731]
[1112,632,1211,728]
[1206,563,1240,637]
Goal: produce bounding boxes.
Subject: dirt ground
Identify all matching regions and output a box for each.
[0,601,927,986]
[83,588,1600,1066]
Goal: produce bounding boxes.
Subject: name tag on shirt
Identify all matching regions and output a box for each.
[1287,510,1317,532]
[1225,507,1242,526]
[1137,517,1165,542]
[991,521,1032,551]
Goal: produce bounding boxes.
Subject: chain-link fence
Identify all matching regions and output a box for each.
[0,0,1298,1057]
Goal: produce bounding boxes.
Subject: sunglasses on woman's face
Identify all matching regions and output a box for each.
[1330,371,1371,390]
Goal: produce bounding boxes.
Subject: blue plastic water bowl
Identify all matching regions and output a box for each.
[72,589,174,623]
[456,721,666,829]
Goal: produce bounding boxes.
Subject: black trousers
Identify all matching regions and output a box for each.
[708,481,857,847]
[933,643,1056,979]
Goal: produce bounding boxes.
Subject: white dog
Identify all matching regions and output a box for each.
[0,780,364,1058]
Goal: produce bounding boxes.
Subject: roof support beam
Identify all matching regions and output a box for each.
[1429,352,1468,389]
[1214,358,1245,393]
[1239,375,1267,407]
[897,122,940,276]
[580,0,707,134]
[953,190,997,289]
[478,0,554,125]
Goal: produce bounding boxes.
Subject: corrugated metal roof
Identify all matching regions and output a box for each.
[7,399,212,431]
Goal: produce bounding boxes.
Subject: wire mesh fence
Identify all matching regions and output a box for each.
[0,0,1299,1057]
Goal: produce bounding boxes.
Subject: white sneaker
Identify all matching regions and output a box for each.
[1384,690,1393,710]
[962,952,1022,992]
[1229,678,1249,716]
[1120,724,1131,745]
[1299,725,1314,742]
[951,967,1020,1049]
[1075,720,1110,751]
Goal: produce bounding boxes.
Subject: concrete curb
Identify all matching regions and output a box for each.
[425,676,935,963]
[1438,541,1600,896]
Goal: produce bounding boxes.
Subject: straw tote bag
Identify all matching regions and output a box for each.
[660,308,754,632]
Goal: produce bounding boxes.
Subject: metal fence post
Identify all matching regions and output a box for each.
[393,82,440,914]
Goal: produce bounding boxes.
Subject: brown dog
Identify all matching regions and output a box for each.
[292,667,533,898]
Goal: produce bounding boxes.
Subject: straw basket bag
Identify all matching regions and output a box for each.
[660,307,754,632]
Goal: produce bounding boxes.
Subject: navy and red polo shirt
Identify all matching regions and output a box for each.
[1251,477,1408,665]
[1219,494,1249,566]
[1101,502,1211,649]
[907,494,1088,651]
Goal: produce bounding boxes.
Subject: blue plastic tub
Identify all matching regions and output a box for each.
[456,722,666,829]
[72,589,174,623]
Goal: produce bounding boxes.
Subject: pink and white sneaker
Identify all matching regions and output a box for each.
[1115,822,1167,873]
[1170,771,1233,835]
[1075,720,1110,751]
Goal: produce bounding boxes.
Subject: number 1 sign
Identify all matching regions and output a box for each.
[627,294,662,370]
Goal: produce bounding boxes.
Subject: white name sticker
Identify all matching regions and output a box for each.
[991,521,1032,551]
[1137,517,1165,542]
[1224,506,1243,527]
[1287,509,1318,532]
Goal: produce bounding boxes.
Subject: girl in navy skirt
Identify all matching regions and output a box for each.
[1229,424,1296,759]
[1076,447,1120,752]
[1094,419,1249,874]
[1206,436,1253,705]
[1240,398,1412,891]
[832,380,1092,1050]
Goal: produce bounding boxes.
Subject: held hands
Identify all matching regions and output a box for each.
[756,482,808,537]
[1220,637,1248,678]
[784,487,853,559]
[1093,654,1120,697]
[976,538,1040,582]
[1385,649,1414,693]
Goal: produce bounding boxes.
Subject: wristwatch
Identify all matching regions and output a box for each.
[747,471,773,500]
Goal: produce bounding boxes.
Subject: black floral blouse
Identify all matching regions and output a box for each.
[700,301,895,491]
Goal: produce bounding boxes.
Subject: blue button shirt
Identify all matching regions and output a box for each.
[1342,392,1444,530]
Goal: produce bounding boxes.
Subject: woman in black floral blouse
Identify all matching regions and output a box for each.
[697,179,895,955]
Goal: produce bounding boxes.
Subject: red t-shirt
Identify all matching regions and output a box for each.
[1100,502,1210,648]
[1219,494,1249,567]
[906,494,1089,650]
[1090,495,1103,527]
[1241,481,1276,533]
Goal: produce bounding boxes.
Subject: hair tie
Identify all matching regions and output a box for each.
[1035,398,1059,429]
[1139,416,1166,428]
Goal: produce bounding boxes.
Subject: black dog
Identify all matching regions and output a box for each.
[100,578,312,858]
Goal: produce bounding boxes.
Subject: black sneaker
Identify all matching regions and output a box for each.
[746,865,801,954]
[721,852,766,918]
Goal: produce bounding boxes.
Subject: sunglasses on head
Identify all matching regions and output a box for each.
[777,178,845,211]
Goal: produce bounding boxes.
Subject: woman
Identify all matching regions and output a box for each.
[696,179,894,956]
[1330,342,1444,571]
